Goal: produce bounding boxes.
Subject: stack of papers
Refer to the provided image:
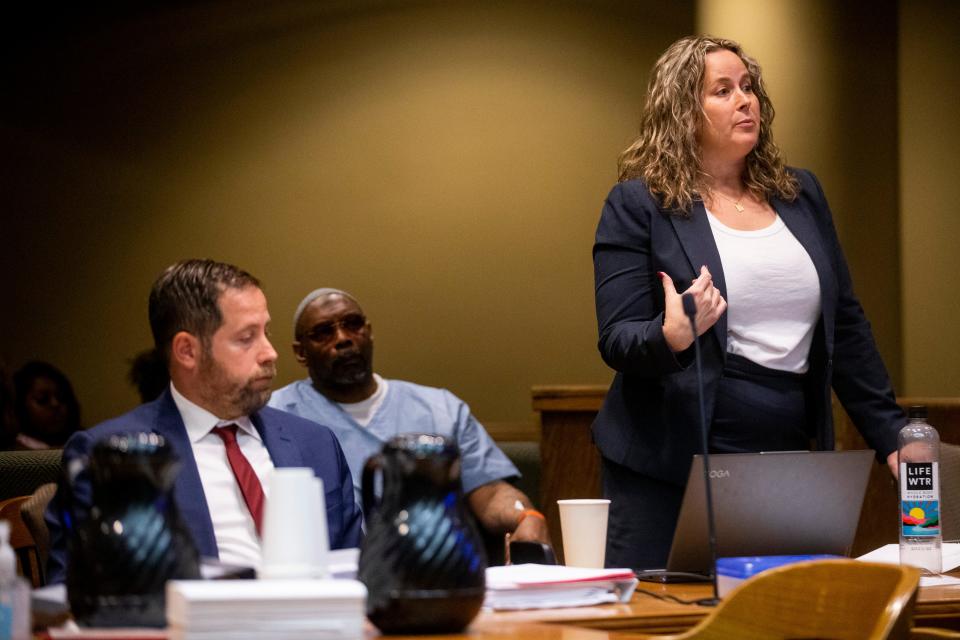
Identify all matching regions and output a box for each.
[166,579,367,640]
[857,543,960,587]
[484,564,637,610]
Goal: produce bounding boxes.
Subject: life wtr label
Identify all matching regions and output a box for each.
[900,461,940,537]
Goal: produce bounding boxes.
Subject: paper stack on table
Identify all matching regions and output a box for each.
[484,564,637,611]
[166,579,367,640]
[857,543,960,587]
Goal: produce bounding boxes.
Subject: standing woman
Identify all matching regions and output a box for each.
[592,35,905,570]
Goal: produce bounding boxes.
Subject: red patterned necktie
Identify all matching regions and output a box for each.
[211,424,265,537]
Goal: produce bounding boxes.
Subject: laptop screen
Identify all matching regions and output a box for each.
[665,449,875,574]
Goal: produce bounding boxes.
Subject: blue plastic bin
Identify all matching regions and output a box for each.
[716,555,841,597]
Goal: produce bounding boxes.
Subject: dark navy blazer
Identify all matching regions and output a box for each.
[592,168,905,486]
[45,389,364,583]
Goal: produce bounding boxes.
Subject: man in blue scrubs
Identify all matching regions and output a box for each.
[269,288,550,548]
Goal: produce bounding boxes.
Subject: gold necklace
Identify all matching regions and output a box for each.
[712,190,746,213]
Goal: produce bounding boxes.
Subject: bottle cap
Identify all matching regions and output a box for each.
[908,405,928,419]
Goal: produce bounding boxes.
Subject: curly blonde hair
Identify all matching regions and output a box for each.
[618,35,798,213]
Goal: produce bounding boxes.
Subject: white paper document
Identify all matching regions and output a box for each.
[857,543,960,587]
[484,564,637,611]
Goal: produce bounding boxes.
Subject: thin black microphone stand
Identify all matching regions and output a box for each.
[682,293,721,606]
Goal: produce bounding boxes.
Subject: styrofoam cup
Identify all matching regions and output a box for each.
[557,499,611,568]
[260,467,329,579]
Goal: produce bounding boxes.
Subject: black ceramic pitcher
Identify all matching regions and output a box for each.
[67,432,200,627]
[358,433,486,634]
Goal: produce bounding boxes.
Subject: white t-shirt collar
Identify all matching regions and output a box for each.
[336,373,388,428]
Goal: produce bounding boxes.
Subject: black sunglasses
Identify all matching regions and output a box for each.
[301,313,368,344]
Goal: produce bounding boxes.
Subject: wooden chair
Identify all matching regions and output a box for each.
[0,494,44,587]
[20,481,57,575]
[625,559,920,640]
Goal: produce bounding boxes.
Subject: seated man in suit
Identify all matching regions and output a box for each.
[45,260,363,583]
[269,288,550,550]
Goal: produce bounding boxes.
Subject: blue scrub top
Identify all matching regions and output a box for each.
[269,378,519,506]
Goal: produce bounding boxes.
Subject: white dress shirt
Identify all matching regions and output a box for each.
[170,383,275,569]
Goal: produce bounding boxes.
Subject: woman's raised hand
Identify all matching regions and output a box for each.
[660,266,727,353]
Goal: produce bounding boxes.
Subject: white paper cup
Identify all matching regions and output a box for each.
[557,499,611,568]
[260,467,328,579]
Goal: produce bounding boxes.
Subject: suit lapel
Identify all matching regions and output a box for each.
[155,391,219,558]
[668,201,728,352]
[254,410,302,468]
[774,195,837,356]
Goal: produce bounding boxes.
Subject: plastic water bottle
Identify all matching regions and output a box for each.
[898,405,942,574]
[0,520,31,640]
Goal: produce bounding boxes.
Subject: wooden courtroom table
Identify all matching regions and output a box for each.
[373,580,960,638]
[36,578,960,637]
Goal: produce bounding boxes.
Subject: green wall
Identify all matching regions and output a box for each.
[2,1,693,428]
[899,0,960,396]
[3,0,956,432]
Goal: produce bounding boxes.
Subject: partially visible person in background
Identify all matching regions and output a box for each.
[128,348,170,404]
[11,361,82,449]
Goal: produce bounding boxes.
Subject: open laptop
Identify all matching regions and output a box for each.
[637,449,875,581]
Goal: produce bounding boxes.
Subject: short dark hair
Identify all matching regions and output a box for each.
[127,348,170,403]
[148,259,260,361]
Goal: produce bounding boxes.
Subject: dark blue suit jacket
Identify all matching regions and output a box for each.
[45,389,363,583]
[592,168,905,486]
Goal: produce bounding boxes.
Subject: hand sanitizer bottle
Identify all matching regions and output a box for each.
[0,520,31,640]
[898,405,942,574]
